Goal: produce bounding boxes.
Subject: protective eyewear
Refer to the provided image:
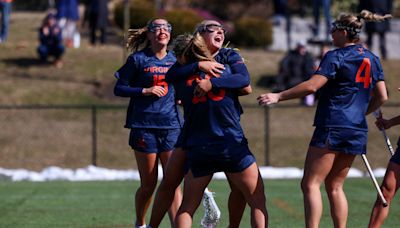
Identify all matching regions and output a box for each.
[199,24,226,34]
[148,23,172,33]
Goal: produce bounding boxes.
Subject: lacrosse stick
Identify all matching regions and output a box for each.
[361,154,388,207]
[373,109,395,156]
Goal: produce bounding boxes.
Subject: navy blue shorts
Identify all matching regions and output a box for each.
[390,137,400,165]
[186,141,256,178]
[129,128,181,153]
[309,127,367,155]
[174,131,184,148]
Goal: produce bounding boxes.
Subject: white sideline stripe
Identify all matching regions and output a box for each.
[0,165,387,182]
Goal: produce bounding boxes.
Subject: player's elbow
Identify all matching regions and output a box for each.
[379,94,388,104]
[304,83,318,94]
[238,85,252,96]
[375,90,389,105]
[243,85,252,94]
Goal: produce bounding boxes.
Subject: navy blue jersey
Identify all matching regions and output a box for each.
[114,48,182,129]
[314,44,385,131]
[166,48,250,147]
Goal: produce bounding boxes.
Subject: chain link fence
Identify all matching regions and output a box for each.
[0,103,398,171]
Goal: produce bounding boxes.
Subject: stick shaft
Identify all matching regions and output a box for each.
[373,109,395,156]
[361,154,388,207]
[382,130,395,155]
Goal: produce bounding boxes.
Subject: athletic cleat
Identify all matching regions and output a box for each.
[200,188,221,228]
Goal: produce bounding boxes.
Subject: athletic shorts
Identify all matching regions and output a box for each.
[309,127,367,155]
[390,137,400,165]
[186,141,256,178]
[129,128,181,153]
[174,131,184,148]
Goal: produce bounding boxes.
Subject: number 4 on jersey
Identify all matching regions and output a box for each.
[355,58,371,89]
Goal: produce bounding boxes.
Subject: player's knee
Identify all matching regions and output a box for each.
[140,182,157,195]
[247,194,266,208]
[381,186,396,201]
[324,182,343,196]
[301,179,311,193]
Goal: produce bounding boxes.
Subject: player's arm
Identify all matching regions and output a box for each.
[165,62,199,83]
[195,63,250,96]
[376,115,400,130]
[258,74,327,105]
[366,81,388,115]
[387,115,400,128]
[238,85,252,96]
[114,56,148,97]
[209,51,250,89]
[166,61,224,83]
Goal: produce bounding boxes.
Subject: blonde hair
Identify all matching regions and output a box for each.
[172,20,220,64]
[335,10,392,41]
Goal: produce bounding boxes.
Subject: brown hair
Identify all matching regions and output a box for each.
[334,10,392,41]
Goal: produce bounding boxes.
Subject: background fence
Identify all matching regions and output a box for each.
[0,103,399,171]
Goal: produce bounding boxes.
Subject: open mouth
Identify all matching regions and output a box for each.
[214,36,222,43]
[157,34,168,40]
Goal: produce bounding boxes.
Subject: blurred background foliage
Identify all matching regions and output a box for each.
[10,0,400,48]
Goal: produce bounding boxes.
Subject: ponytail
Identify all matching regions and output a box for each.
[126,27,149,53]
[358,10,392,22]
[333,10,392,42]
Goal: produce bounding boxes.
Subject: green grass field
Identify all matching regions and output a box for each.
[1,179,400,227]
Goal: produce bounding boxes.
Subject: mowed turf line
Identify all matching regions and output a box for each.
[0,179,400,227]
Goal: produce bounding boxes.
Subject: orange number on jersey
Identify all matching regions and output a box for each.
[186,75,225,103]
[203,74,225,101]
[355,58,371,89]
[207,90,225,101]
[153,75,169,95]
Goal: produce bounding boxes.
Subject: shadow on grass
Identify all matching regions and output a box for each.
[1,57,101,86]
[256,74,277,89]
[1,57,51,68]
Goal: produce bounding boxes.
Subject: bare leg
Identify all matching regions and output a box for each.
[158,150,183,226]
[175,171,212,228]
[324,152,355,228]
[227,177,246,228]
[301,146,337,228]
[149,148,186,227]
[368,162,400,228]
[134,151,160,226]
[226,163,268,228]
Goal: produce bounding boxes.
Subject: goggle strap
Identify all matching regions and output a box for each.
[332,23,361,33]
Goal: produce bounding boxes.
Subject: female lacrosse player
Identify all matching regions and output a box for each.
[369,106,400,228]
[113,18,182,228]
[164,20,267,228]
[148,32,251,228]
[258,10,390,228]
